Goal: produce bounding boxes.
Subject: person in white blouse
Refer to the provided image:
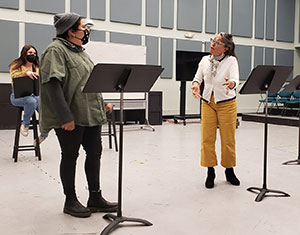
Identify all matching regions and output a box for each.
[192,32,240,189]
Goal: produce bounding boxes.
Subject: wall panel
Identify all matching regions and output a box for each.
[0,20,19,72]
[110,0,141,25]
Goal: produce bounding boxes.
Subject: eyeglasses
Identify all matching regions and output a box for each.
[210,38,225,46]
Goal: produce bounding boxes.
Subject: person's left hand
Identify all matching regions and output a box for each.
[105,103,113,113]
[222,77,235,95]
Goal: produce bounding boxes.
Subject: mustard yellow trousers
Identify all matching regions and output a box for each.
[201,95,237,168]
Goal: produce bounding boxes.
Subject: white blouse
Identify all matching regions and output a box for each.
[193,55,239,104]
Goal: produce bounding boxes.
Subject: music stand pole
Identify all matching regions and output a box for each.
[100,77,153,235]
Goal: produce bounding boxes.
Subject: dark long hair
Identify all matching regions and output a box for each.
[9,45,39,70]
[220,32,237,58]
[57,17,82,39]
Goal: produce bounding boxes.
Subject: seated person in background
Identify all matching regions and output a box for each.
[9,45,48,146]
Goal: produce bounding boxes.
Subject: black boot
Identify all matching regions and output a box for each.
[225,168,240,186]
[205,167,215,189]
[87,190,118,213]
[63,194,91,218]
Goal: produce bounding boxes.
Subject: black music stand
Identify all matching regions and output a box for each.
[282,75,300,165]
[239,65,292,202]
[83,63,163,235]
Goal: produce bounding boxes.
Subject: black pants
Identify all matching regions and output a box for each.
[55,125,102,196]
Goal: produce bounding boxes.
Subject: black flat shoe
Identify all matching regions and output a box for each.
[225,168,240,186]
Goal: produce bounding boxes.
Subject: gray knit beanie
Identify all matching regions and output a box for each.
[54,12,81,35]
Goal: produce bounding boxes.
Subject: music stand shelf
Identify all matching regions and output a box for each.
[239,65,292,202]
[84,63,163,235]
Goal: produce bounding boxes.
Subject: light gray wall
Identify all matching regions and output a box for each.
[161,0,174,29]
[254,47,264,67]
[71,0,87,18]
[110,0,141,25]
[25,0,65,14]
[90,0,105,20]
[177,0,202,32]
[266,0,275,40]
[160,38,173,78]
[232,0,253,38]
[265,47,274,65]
[218,0,229,33]
[146,36,159,65]
[0,20,19,72]
[277,0,295,42]
[177,40,203,52]
[90,30,105,42]
[205,0,217,34]
[235,45,252,79]
[110,32,141,45]
[276,49,294,80]
[0,0,18,9]
[25,23,56,55]
[255,0,265,39]
[146,0,159,27]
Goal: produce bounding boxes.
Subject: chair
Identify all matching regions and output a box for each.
[256,93,278,113]
[284,91,300,116]
[12,107,41,162]
[102,108,118,152]
[270,90,293,115]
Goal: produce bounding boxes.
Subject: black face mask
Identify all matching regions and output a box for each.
[81,29,90,45]
[26,54,36,63]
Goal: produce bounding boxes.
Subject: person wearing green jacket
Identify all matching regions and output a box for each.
[39,12,117,218]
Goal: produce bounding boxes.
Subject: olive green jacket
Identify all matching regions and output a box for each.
[39,38,106,133]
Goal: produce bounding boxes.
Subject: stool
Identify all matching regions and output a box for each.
[102,109,118,152]
[12,107,41,162]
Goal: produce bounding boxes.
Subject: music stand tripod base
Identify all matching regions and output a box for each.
[101,214,152,235]
[247,187,290,202]
[282,158,300,165]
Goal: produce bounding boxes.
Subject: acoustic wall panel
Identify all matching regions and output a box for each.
[218,0,229,33]
[90,30,105,42]
[90,0,105,20]
[71,0,87,18]
[110,32,141,45]
[146,0,159,27]
[265,47,274,65]
[277,0,295,42]
[25,23,56,55]
[0,20,19,72]
[266,0,275,40]
[177,40,203,52]
[110,0,142,25]
[146,36,159,65]
[25,0,65,14]
[254,47,264,67]
[205,41,210,52]
[0,0,18,9]
[276,49,294,80]
[205,0,217,34]
[255,0,265,39]
[235,45,252,80]
[161,0,174,29]
[160,38,173,78]
[232,0,253,38]
[177,0,202,32]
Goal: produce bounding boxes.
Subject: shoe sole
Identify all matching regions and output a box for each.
[88,206,118,213]
[63,208,92,218]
